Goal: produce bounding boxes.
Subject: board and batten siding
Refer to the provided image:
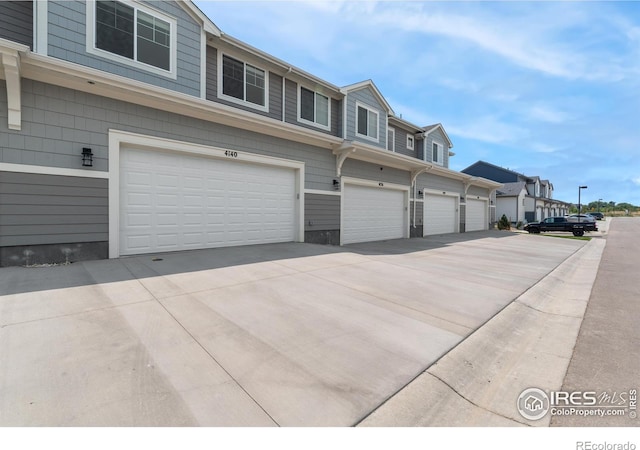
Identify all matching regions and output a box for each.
[205,46,282,121]
[0,171,108,246]
[0,79,336,191]
[0,1,33,49]
[283,79,342,138]
[345,87,387,150]
[47,0,201,97]
[304,193,340,231]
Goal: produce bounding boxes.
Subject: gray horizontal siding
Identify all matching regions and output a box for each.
[0,78,336,191]
[304,193,340,231]
[467,186,491,197]
[205,46,282,121]
[0,1,33,49]
[0,171,108,246]
[47,0,201,96]
[417,173,464,194]
[393,128,418,158]
[284,79,342,138]
[425,128,450,168]
[345,87,387,150]
[341,159,410,186]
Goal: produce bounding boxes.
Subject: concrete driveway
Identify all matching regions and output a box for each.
[0,230,587,426]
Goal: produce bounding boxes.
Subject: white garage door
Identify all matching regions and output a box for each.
[342,184,406,245]
[119,148,296,255]
[466,198,488,232]
[424,194,457,236]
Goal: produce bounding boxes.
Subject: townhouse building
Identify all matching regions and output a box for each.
[0,0,500,266]
[462,161,570,224]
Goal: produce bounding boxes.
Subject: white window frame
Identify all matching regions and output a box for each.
[387,127,395,152]
[86,0,177,79]
[432,141,444,166]
[406,134,415,151]
[297,85,331,131]
[355,102,379,142]
[217,52,269,112]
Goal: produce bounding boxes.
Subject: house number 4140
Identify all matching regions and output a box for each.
[224,150,238,158]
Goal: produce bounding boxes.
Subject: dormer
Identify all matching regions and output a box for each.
[341,80,393,150]
[422,124,453,169]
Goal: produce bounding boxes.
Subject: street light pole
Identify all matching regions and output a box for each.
[598,198,602,214]
[578,185,588,223]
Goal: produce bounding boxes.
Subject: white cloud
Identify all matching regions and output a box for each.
[527,105,570,124]
[632,177,640,186]
[447,116,529,145]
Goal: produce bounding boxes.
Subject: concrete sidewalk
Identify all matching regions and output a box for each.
[0,230,590,426]
[359,228,607,426]
[552,217,640,426]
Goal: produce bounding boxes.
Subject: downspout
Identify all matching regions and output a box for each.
[411,164,431,229]
[282,67,292,122]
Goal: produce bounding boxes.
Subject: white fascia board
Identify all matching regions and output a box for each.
[340,79,394,115]
[179,0,222,36]
[424,123,454,149]
[0,162,108,179]
[20,53,344,150]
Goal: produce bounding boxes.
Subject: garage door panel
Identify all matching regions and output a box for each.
[424,194,457,236]
[120,148,297,255]
[342,184,406,245]
[466,199,488,232]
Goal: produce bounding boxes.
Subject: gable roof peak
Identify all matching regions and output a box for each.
[341,79,394,114]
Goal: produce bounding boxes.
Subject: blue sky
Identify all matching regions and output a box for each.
[193,0,640,206]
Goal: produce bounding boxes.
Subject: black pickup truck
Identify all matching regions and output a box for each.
[524,216,598,236]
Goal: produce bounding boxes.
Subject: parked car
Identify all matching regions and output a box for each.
[589,212,604,220]
[525,216,598,236]
[567,214,596,223]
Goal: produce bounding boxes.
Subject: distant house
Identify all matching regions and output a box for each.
[462,161,570,223]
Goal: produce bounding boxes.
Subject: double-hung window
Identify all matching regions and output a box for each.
[356,103,379,141]
[387,127,395,151]
[432,141,444,165]
[220,54,267,110]
[299,86,330,129]
[90,0,176,77]
[406,135,415,150]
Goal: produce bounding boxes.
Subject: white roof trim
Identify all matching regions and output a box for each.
[341,79,394,115]
[424,123,454,149]
[179,0,221,36]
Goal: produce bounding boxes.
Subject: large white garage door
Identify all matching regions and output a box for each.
[120,148,296,255]
[424,194,457,236]
[342,184,406,245]
[466,198,488,232]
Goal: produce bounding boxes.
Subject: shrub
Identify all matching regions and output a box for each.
[498,214,511,230]
[516,221,524,230]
